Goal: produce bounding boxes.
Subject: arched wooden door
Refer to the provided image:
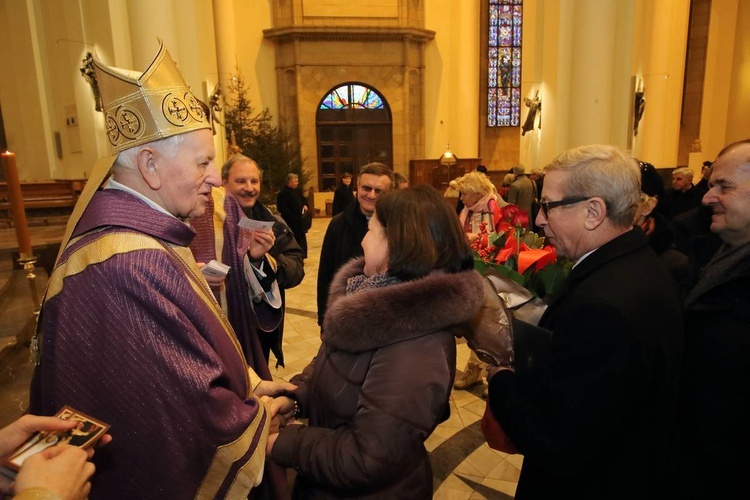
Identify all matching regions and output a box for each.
[316,83,392,191]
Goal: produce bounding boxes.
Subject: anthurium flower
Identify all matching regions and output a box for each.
[517,247,555,274]
[470,207,570,297]
[495,247,515,264]
[534,246,557,270]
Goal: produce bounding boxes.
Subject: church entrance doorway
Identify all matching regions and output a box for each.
[316,83,392,192]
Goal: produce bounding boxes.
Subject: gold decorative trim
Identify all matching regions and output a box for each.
[47,232,163,300]
[45,230,266,499]
[210,188,229,314]
[12,487,62,500]
[165,244,250,390]
[247,367,263,391]
[92,40,209,154]
[195,399,270,499]
[48,231,249,394]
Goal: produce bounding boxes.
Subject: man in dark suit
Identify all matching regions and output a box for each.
[317,162,393,326]
[331,172,354,216]
[662,167,703,219]
[277,173,309,257]
[487,144,683,499]
[676,139,750,498]
[695,160,712,194]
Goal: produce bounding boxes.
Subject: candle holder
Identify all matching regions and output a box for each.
[17,253,41,317]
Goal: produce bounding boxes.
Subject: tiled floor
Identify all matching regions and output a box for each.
[0,215,521,498]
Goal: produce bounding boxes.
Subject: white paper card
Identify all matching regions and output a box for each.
[201,259,230,278]
[238,218,275,231]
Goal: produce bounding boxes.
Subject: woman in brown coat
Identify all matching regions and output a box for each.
[268,185,484,498]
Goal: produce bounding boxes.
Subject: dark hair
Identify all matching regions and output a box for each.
[638,161,664,198]
[359,162,394,186]
[375,185,473,281]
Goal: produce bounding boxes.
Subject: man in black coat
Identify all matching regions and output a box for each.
[695,160,712,194]
[662,167,703,219]
[676,139,750,498]
[277,173,309,258]
[487,145,683,499]
[317,162,393,326]
[222,156,305,366]
[331,172,354,216]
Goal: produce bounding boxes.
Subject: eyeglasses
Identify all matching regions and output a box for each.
[359,185,385,196]
[537,196,590,218]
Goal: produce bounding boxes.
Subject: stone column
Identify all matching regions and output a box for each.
[212,0,237,95]
[633,0,690,166]
[127,0,179,69]
[566,0,619,147]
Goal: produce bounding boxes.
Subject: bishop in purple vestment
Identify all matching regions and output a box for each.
[29,41,294,499]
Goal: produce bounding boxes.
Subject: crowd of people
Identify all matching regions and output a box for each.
[3,41,749,500]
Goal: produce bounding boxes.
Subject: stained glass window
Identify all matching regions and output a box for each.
[488,0,522,127]
[320,83,385,110]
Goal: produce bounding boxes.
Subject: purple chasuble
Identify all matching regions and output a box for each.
[30,189,268,500]
[190,190,289,500]
[190,190,273,381]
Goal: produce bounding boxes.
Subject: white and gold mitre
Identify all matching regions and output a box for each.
[92,40,210,153]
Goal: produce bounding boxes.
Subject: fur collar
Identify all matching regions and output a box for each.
[322,258,484,353]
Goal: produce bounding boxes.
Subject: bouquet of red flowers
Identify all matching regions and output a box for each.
[471,204,571,299]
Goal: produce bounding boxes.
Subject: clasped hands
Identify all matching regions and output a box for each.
[255,381,300,455]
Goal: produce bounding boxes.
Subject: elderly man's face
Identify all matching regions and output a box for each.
[672,173,693,192]
[357,173,392,216]
[703,144,750,246]
[535,171,590,260]
[224,160,261,210]
[155,129,219,220]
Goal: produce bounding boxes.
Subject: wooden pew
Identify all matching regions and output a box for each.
[0,179,87,226]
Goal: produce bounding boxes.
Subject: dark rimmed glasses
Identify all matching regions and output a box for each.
[537,196,590,218]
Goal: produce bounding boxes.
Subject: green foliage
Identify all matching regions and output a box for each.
[224,72,307,205]
[527,259,572,298]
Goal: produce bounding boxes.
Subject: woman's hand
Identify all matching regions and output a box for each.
[255,380,296,398]
[260,396,296,423]
[0,415,78,457]
[14,445,95,500]
[265,431,279,455]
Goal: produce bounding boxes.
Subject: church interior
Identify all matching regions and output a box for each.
[1,0,750,498]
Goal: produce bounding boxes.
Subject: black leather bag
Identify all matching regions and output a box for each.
[301,209,313,232]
